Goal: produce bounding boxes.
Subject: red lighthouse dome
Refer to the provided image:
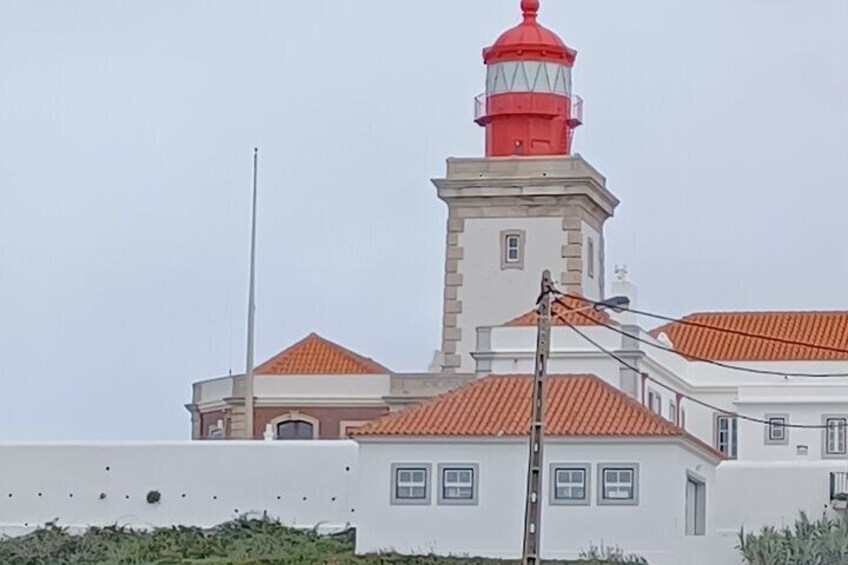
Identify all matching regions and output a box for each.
[475,0,582,157]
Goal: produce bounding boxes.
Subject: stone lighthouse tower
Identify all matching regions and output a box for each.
[434,0,619,373]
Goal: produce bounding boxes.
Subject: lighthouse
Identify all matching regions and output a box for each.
[476,0,582,157]
[433,0,620,373]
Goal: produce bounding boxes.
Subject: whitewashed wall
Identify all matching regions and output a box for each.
[355,439,724,565]
[715,460,847,537]
[0,441,358,536]
[254,374,390,403]
[456,216,566,372]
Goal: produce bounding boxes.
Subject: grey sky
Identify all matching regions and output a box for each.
[0,0,845,440]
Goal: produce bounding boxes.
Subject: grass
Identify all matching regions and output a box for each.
[0,518,646,564]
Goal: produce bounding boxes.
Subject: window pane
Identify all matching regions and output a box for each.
[503,62,519,90]
[553,66,566,94]
[442,467,474,500]
[513,62,531,91]
[523,62,541,91]
[555,468,586,500]
[534,62,551,91]
[277,420,314,440]
[769,418,786,441]
[827,419,847,454]
[493,64,508,93]
[486,64,497,94]
[395,467,428,500]
[562,67,573,95]
[603,468,634,501]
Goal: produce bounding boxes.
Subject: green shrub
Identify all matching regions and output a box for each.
[738,512,848,565]
[577,543,648,564]
[0,517,646,564]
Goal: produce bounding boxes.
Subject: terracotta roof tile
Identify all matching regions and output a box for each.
[507,295,615,327]
[652,311,848,361]
[353,374,713,456]
[254,333,390,375]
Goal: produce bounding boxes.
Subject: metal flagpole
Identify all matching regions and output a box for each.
[521,270,554,564]
[244,147,259,439]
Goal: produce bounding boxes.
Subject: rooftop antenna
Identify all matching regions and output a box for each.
[244,147,259,439]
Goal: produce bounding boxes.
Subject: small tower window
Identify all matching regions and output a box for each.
[506,236,520,261]
[587,237,595,279]
[500,230,525,270]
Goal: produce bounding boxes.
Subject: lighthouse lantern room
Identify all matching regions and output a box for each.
[475,0,582,157]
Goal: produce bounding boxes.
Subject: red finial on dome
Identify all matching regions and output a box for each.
[521,0,540,21]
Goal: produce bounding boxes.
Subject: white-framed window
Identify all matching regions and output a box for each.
[598,464,639,506]
[500,230,525,270]
[716,415,738,459]
[438,464,478,505]
[825,417,848,457]
[391,464,431,505]
[647,390,662,415]
[550,464,590,506]
[505,235,521,263]
[685,473,707,536]
[587,237,595,279]
[765,414,789,446]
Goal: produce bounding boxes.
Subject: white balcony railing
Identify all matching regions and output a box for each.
[473,93,584,127]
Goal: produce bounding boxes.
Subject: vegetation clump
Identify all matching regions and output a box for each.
[0,517,646,564]
[738,512,848,565]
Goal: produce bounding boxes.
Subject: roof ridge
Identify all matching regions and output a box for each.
[353,374,721,461]
[648,310,848,361]
[254,332,390,375]
[681,310,848,317]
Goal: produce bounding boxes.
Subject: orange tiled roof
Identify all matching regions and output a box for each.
[652,311,848,361]
[507,295,615,327]
[254,333,390,375]
[353,374,707,448]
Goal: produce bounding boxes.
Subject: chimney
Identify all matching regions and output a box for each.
[610,265,638,326]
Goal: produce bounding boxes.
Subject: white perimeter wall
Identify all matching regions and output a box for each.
[0,441,358,536]
[715,460,848,545]
[1,440,846,564]
[355,439,724,565]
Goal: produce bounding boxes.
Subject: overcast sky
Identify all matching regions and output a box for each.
[0,0,845,440]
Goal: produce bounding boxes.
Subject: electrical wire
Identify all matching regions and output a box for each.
[565,294,848,357]
[562,319,836,431]
[568,308,848,379]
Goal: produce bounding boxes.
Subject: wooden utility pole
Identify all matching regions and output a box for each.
[521,270,555,564]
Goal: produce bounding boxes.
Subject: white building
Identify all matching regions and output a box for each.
[353,374,721,565]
